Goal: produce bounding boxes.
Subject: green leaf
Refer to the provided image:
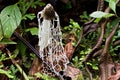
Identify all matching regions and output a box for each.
[30,53,36,60]
[34,73,58,80]
[0,20,3,41]
[109,0,116,13]
[111,18,119,28]
[93,66,98,70]
[0,39,16,44]
[0,53,7,61]
[22,13,36,20]
[0,69,14,78]
[16,41,27,57]
[0,65,4,69]
[31,0,45,8]
[25,27,38,35]
[90,11,114,18]
[10,65,19,75]
[0,64,3,68]
[0,4,22,38]
[94,18,102,23]
[70,19,80,29]
[0,51,16,61]
[118,30,120,37]
[105,0,109,2]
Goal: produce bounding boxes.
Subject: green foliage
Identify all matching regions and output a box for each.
[72,56,81,68]
[80,11,91,22]
[105,0,110,2]
[0,49,18,61]
[0,39,16,44]
[0,0,45,79]
[64,1,72,10]
[60,1,72,11]
[25,27,38,36]
[105,19,120,58]
[0,0,120,80]
[117,29,120,37]
[64,19,81,31]
[72,48,98,70]
[10,65,20,80]
[70,11,100,75]
[76,74,84,80]
[0,54,14,79]
[63,19,82,46]
[30,0,45,8]
[90,11,114,18]
[0,67,14,79]
[0,49,21,79]
[0,20,3,41]
[109,0,116,13]
[71,2,120,79]
[16,41,31,69]
[18,0,45,15]
[0,4,22,38]
[0,51,10,61]
[30,53,36,60]
[105,0,117,13]
[22,13,36,20]
[34,73,58,80]
[79,49,92,61]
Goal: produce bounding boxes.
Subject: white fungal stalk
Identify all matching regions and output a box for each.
[37,4,69,79]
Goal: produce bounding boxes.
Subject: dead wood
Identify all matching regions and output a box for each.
[108,63,120,80]
[65,65,83,80]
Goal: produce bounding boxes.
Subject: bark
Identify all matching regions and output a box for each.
[99,24,119,80]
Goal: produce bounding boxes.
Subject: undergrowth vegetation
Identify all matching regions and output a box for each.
[0,0,120,80]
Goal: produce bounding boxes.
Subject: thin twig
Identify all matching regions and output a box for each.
[6,48,29,80]
[82,20,106,62]
[99,22,119,80]
[102,24,119,55]
[82,0,119,63]
[74,28,83,51]
[92,49,103,58]
[97,0,104,11]
[13,31,40,59]
[85,64,93,80]
[113,39,120,47]
[70,28,83,60]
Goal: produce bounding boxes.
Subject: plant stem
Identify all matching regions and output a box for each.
[7,49,29,80]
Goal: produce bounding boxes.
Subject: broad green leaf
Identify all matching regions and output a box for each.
[109,0,116,13]
[0,4,22,38]
[94,18,102,23]
[90,11,114,18]
[25,27,38,35]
